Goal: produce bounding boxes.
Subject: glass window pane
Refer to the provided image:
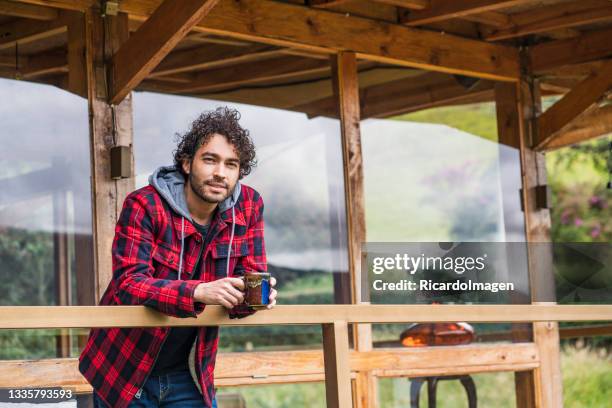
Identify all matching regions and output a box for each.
[132,90,347,351]
[0,78,92,359]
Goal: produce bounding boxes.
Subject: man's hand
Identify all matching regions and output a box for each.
[194,278,245,309]
[266,277,277,309]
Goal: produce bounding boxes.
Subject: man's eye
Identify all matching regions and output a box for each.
[228,162,238,168]
[204,158,215,163]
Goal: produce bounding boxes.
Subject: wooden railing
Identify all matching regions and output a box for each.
[1,304,611,408]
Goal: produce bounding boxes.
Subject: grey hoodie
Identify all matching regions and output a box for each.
[147,165,242,396]
[148,165,242,279]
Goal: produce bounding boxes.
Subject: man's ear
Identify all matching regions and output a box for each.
[182,159,191,175]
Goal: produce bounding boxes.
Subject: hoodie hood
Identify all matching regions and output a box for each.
[148,165,241,221]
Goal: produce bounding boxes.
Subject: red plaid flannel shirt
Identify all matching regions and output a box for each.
[78,183,267,408]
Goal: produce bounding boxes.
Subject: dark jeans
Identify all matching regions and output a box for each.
[93,369,217,407]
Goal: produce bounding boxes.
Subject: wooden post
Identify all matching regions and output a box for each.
[519,75,563,408]
[322,321,352,408]
[85,8,135,301]
[331,51,377,407]
[495,70,563,406]
[495,81,537,408]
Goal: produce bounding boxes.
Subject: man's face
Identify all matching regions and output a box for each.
[182,133,240,204]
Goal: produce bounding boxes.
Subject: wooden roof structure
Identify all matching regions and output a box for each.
[0,0,611,140]
[1,2,611,408]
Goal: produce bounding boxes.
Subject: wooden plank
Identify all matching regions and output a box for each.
[310,0,428,9]
[517,71,564,407]
[322,321,353,408]
[85,9,135,301]
[331,52,365,308]
[0,15,67,51]
[495,81,536,408]
[66,10,87,98]
[533,320,563,408]
[370,0,428,9]
[331,51,376,408]
[535,59,612,149]
[486,0,612,41]
[462,11,512,28]
[0,343,540,391]
[19,51,66,78]
[298,72,494,119]
[538,104,612,151]
[0,0,58,20]
[120,0,520,81]
[109,0,221,104]
[560,323,612,338]
[9,0,93,11]
[174,55,329,94]
[1,304,612,329]
[150,44,280,77]
[363,77,493,118]
[529,27,612,73]
[400,0,532,26]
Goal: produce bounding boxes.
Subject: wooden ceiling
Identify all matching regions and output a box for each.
[0,0,611,120]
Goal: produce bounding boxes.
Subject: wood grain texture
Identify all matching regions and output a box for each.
[535,59,612,149]
[120,0,520,81]
[109,0,220,104]
[323,321,353,408]
[1,304,611,329]
[529,27,612,73]
[401,0,532,26]
[85,9,135,302]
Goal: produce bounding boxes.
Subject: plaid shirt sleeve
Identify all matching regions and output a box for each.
[112,194,205,318]
[229,193,268,319]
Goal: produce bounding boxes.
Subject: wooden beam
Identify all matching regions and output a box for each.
[173,55,329,94]
[121,0,520,81]
[19,51,66,78]
[85,9,135,301]
[297,72,494,119]
[8,0,93,11]
[535,60,612,149]
[519,72,564,407]
[0,0,58,20]
[322,321,353,408]
[0,15,67,51]
[487,0,612,41]
[66,10,87,97]
[310,0,428,9]
[0,343,540,392]
[109,0,221,104]
[331,51,376,408]
[363,77,493,118]
[529,27,612,73]
[150,44,281,77]
[462,10,512,28]
[2,304,612,329]
[400,0,532,26]
[538,104,612,151]
[370,0,428,9]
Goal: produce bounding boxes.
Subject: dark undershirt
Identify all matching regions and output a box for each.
[150,220,210,376]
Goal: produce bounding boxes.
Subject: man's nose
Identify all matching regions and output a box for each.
[213,164,227,179]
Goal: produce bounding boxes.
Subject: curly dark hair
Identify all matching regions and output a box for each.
[173,107,257,179]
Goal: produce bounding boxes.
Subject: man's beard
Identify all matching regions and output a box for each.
[189,174,230,204]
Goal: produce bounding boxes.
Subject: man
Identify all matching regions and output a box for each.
[79,107,277,408]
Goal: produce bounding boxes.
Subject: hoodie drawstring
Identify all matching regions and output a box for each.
[226,206,236,278]
[178,217,185,280]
